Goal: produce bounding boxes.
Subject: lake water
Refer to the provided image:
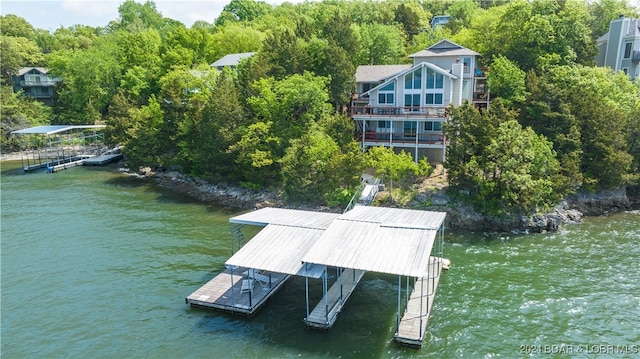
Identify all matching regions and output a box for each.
[1,161,638,358]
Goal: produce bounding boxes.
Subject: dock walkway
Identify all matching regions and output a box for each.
[186,267,289,316]
[394,260,444,348]
[304,268,366,330]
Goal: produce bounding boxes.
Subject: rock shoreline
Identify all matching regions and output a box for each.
[132,167,640,233]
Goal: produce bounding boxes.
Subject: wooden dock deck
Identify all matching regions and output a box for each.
[83,153,123,166]
[394,260,444,348]
[186,267,289,316]
[304,268,366,330]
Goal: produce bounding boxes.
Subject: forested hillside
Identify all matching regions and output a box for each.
[1,0,639,214]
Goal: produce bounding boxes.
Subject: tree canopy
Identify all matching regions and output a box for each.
[2,0,640,211]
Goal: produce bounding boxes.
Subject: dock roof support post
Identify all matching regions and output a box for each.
[324,268,328,324]
[305,271,310,320]
[230,269,236,307]
[339,267,343,303]
[420,272,424,339]
[396,274,401,334]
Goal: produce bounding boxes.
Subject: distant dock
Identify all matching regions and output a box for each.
[10,125,122,173]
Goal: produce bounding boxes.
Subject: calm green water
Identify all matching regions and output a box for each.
[2,161,639,358]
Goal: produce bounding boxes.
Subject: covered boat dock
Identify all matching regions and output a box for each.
[10,125,122,172]
[186,206,447,348]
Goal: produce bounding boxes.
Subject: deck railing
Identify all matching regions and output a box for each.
[351,105,449,118]
[356,131,445,145]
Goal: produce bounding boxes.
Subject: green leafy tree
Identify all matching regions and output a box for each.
[445,103,562,215]
[228,121,282,187]
[0,15,37,39]
[355,23,406,65]
[487,55,527,107]
[122,95,165,168]
[365,146,431,200]
[547,65,639,189]
[47,36,121,124]
[519,70,583,192]
[215,0,272,26]
[0,86,51,151]
[281,124,355,203]
[0,36,44,80]
[179,70,247,181]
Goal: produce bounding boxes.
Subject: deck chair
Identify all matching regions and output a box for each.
[243,269,273,288]
[240,279,253,294]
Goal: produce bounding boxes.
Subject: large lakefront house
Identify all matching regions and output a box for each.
[596,16,640,80]
[350,39,489,164]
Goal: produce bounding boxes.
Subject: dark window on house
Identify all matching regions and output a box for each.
[425,93,443,105]
[378,120,390,128]
[378,93,394,104]
[624,42,632,58]
[424,121,442,131]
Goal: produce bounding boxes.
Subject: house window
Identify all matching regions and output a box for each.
[378,120,390,128]
[424,121,442,131]
[378,93,394,104]
[404,69,422,89]
[425,93,443,105]
[404,121,417,137]
[405,94,420,110]
[425,68,444,89]
[378,82,395,104]
[624,42,632,59]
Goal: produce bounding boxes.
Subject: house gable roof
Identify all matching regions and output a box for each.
[17,67,49,76]
[210,52,256,68]
[362,61,456,97]
[355,64,412,83]
[409,39,481,58]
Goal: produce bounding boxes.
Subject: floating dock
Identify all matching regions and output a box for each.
[185,267,289,316]
[394,259,444,348]
[10,125,122,172]
[187,206,448,348]
[304,268,366,330]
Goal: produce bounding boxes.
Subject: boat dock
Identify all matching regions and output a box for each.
[186,206,448,348]
[185,267,289,315]
[394,259,444,348]
[10,125,122,172]
[304,268,366,330]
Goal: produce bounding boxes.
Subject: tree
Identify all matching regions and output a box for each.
[445,103,562,215]
[281,124,357,203]
[355,23,406,65]
[247,72,332,145]
[0,15,36,39]
[0,36,44,80]
[547,65,639,189]
[0,86,51,151]
[112,0,166,32]
[122,95,165,168]
[480,120,561,214]
[178,69,247,181]
[487,55,527,107]
[228,121,282,188]
[47,36,121,124]
[365,146,431,201]
[215,0,272,26]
